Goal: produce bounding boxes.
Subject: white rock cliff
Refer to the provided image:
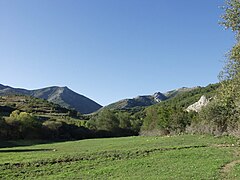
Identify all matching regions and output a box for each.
[186,95,210,112]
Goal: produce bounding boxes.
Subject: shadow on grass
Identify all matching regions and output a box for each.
[0,139,70,148]
[0,148,54,153]
[0,140,53,148]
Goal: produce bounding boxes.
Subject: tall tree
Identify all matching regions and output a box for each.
[218,0,240,119]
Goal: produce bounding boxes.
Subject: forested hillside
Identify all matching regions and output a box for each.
[0,83,220,140]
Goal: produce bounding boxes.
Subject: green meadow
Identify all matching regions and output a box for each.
[0,134,239,179]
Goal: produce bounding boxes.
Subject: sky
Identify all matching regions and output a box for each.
[0,0,235,106]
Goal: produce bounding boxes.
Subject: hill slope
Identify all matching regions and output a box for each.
[0,84,102,114]
[101,84,219,111]
[0,95,71,116]
[102,92,167,110]
[164,87,200,99]
[148,83,220,110]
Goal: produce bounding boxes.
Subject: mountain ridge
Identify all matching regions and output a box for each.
[101,87,204,111]
[0,84,102,114]
[101,92,168,111]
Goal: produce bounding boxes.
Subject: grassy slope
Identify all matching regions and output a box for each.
[0,134,239,179]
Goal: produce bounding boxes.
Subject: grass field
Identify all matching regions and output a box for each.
[0,135,240,179]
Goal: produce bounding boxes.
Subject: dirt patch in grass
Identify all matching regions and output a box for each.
[221,160,240,174]
[220,147,240,178]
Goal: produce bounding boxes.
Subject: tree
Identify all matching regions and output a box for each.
[221,0,240,39]
[117,112,131,129]
[92,110,120,132]
[220,0,240,88]
[218,0,240,124]
[142,105,191,134]
[142,107,159,131]
[199,0,240,135]
[0,116,9,139]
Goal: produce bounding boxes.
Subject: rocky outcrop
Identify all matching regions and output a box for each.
[186,95,210,112]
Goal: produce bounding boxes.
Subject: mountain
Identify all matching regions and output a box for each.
[0,84,30,95]
[101,84,220,111]
[102,92,167,110]
[152,83,220,110]
[0,84,102,114]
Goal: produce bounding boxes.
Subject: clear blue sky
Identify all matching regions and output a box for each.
[0,0,235,106]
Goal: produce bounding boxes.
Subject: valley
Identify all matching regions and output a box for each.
[1,0,239,179]
[0,135,239,179]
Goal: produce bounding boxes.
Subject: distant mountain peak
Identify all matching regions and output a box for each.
[153,92,167,102]
[164,86,200,98]
[102,91,167,111]
[61,86,69,89]
[153,92,161,95]
[0,84,102,114]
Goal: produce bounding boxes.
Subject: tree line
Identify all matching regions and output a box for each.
[0,109,142,140]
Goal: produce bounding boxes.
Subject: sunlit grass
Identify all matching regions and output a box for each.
[0,134,238,179]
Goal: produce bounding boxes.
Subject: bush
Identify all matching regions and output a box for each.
[4,110,41,139]
[187,98,240,136]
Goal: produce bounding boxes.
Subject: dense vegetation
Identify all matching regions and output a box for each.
[0,109,91,140]
[140,84,218,135]
[0,95,142,140]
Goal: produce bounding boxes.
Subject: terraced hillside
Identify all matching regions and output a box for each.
[0,95,75,117]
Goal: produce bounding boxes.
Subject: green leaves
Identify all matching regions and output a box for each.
[142,104,191,134]
[221,0,240,39]
[198,0,240,136]
[90,110,120,132]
